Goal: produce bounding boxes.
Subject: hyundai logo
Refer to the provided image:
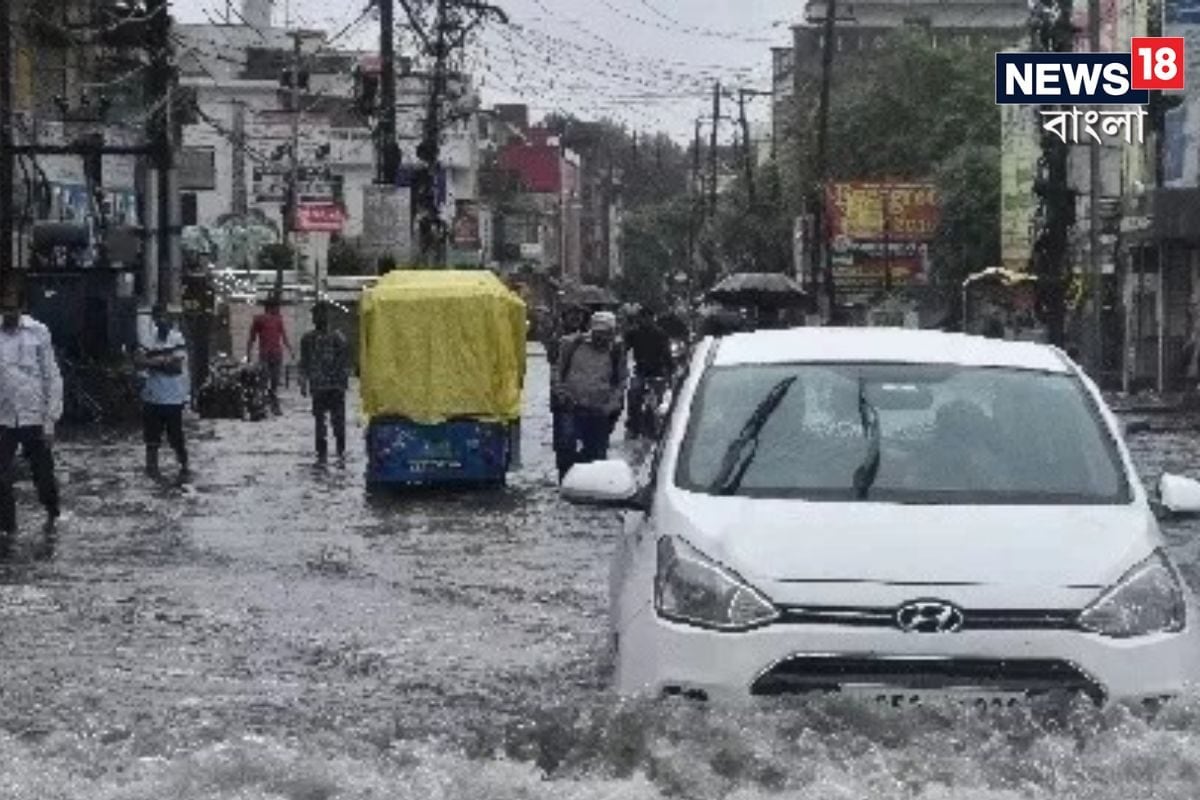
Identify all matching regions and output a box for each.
[895,600,965,634]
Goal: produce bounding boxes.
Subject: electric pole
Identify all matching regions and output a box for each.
[415,0,449,266]
[1,0,13,286]
[739,89,754,207]
[813,0,838,319]
[690,118,702,304]
[147,0,174,308]
[232,101,248,216]
[285,31,303,291]
[1088,0,1102,372]
[1030,0,1076,348]
[378,0,399,185]
[709,81,720,216]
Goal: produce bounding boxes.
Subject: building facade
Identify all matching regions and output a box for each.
[175,0,483,273]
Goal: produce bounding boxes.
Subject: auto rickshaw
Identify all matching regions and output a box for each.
[359,270,527,487]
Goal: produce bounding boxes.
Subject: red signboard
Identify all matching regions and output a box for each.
[295,203,345,233]
[825,182,939,294]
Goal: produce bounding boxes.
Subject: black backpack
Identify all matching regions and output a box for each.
[560,335,622,387]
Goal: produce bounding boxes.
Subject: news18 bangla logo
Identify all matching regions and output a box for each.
[995,37,1185,145]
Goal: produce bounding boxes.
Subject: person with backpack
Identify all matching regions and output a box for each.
[299,301,350,466]
[551,310,627,483]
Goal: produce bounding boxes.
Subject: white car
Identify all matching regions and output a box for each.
[563,328,1200,705]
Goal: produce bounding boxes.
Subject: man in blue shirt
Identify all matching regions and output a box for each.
[137,304,190,482]
[299,301,350,465]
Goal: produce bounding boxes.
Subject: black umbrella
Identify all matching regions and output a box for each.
[562,284,618,308]
[706,272,808,309]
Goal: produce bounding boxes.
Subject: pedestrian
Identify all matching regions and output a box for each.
[551,310,627,483]
[136,303,190,482]
[546,304,589,365]
[246,293,293,415]
[623,305,673,439]
[0,280,62,558]
[299,301,350,465]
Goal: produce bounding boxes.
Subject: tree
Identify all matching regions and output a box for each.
[256,242,297,274]
[618,196,694,308]
[929,145,1002,323]
[712,162,794,276]
[763,31,1000,304]
[825,32,998,182]
[327,238,371,276]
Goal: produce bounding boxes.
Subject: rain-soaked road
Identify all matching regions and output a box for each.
[4,350,1200,799]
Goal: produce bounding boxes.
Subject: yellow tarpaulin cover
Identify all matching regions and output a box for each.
[359,270,527,424]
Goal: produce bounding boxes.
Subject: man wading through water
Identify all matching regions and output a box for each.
[247,294,293,415]
[551,310,627,482]
[137,304,190,483]
[0,280,62,559]
[299,301,350,466]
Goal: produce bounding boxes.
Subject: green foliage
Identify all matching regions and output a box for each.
[256,242,297,274]
[742,31,1001,303]
[930,145,1002,297]
[825,33,998,181]
[617,196,694,308]
[713,162,794,275]
[326,238,372,276]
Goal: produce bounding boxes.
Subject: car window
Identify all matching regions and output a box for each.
[675,363,1130,504]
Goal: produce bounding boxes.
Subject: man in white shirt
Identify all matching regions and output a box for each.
[136,304,190,481]
[0,282,62,557]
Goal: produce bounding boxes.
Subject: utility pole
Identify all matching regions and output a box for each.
[709,81,720,216]
[378,0,400,185]
[689,118,702,305]
[284,30,303,291]
[813,0,838,319]
[1030,0,1076,348]
[0,0,12,286]
[232,101,248,215]
[146,0,174,309]
[883,188,892,292]
[1088,0,1103,373]
[738,89,754,206]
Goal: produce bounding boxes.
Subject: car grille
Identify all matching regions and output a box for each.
[751,655,1104,702]
[776,606,1081,631]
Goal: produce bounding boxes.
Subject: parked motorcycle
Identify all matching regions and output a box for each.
[196,355,270,421]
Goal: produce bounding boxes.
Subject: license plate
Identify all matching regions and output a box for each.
[837,687,1025,708]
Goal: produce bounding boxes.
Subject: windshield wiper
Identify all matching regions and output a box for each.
[710,376,798,496]
[853,378,882,499]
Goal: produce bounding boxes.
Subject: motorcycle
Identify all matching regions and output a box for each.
[196,355,270,421]
[627,374,672,440]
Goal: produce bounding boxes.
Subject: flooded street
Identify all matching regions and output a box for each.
[4,352,1200,799]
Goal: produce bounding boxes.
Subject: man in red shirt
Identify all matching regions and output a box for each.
[246,294,293,415]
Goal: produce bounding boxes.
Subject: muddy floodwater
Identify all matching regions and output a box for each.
[4,352,1200,799]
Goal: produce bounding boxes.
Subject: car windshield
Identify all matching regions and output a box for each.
[676,363,1131,504]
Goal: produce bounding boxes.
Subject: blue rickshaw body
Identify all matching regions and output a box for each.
[365,418,514,486]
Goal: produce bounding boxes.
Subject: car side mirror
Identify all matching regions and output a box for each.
[1159,473,1200,516]
[561,460,648,512]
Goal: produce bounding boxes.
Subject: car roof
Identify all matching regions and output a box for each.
[710,328,1072,373]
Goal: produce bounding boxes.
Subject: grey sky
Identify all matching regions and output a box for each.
[171,0,798,141]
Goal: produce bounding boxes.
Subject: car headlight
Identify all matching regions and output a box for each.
[1079,550,1187,638]
[654,536,778,631]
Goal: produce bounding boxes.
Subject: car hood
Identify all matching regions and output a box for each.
[659,492,1158,606]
